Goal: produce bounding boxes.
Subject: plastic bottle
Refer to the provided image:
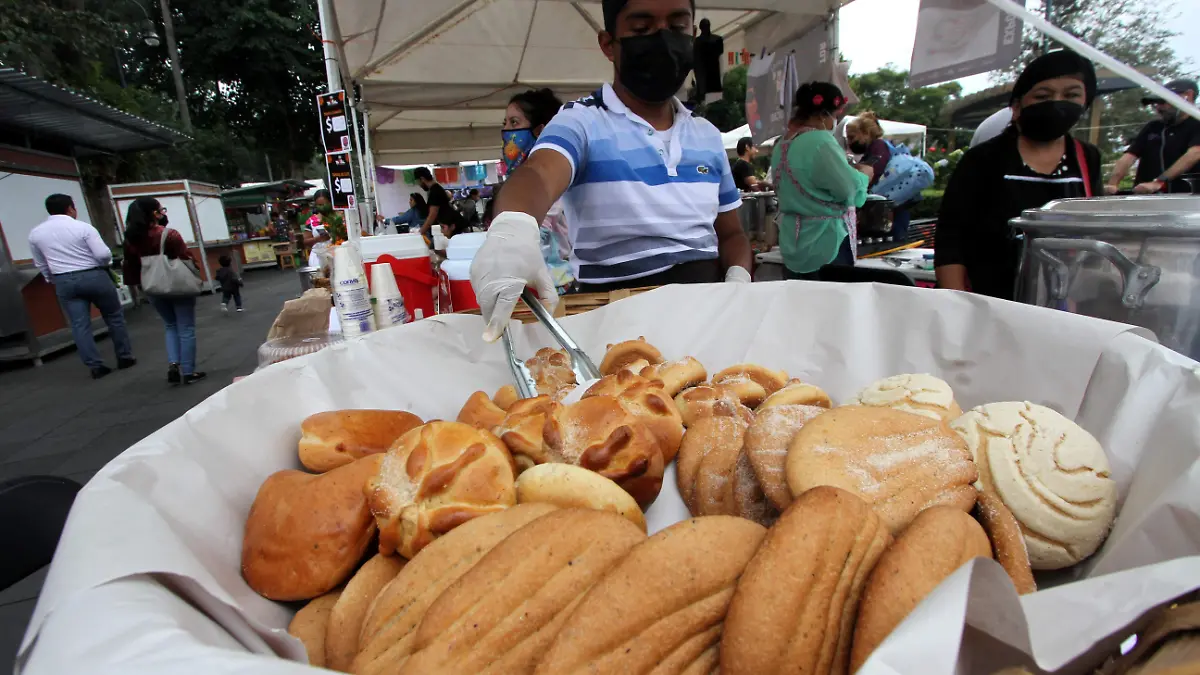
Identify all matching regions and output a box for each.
[331,245,376,337]
[370,263,409,327]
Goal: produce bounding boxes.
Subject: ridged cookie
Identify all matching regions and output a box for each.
[535,516,767,675]
[974,491,1036,595]
[850,507,992,671]
[288,590,341,668]
[787,406,978,534]
[353,503,560,675]
[397,509,646,675]
[744,404,828,510]
[324,554,405,671]
[722,487,891,675]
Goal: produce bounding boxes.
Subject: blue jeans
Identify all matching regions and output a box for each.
[892,208,912,242]
[53,268,133,369]
[149,296,197,375]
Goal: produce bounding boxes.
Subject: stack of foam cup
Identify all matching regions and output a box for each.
[332,244,376,337]
[370,261,409,328]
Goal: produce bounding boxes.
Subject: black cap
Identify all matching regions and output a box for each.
[1142,78,1198,105]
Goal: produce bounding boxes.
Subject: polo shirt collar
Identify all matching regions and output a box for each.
[600,83,691,130]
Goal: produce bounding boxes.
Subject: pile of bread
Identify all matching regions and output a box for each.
[240,338,1119,674]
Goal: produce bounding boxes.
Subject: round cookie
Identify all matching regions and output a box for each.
[759,380,833,410]
[786,406,978,534]
[516,463,646,531]
[851,373,962,422]
[367,422,517,559]
[744,404,829,510]
[952,401,1117,570]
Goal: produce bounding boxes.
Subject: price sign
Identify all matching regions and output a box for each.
[324,151,356,211]
[317,90,353,153]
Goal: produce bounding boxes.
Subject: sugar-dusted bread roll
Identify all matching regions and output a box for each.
[952,401,1117,570]
[759,380,833,410]
[586,370,685,463]
[675,384,753,427]
[544,396,665,508]
[288,590,341,668]
[722,487,892,675]
[713,364,790,398]
[298,409,424,473]
[367,421,517,559]
[974,491,1036,595]
[744,404,828,510]
[397,509,646,675]
[640,356,707,397]
[787,406,978,534]
[516,463,646,531]
[324,554,406,672]
[599,336,664,375]
[731,451,778,526]
[536,516,767,675]
[456,391,507,431]
[526,347,577,397]
[677,404,751,513]
[242,454,382,601]
[493,395,557,472]
[353,503,559,675]
[851,373,962,422]
[691,426,745,517]
[493,385,520,411]
[851,507,992,671]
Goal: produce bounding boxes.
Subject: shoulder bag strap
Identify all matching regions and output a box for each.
[1074,139,1093,198]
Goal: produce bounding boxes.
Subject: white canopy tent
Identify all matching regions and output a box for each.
[326,0,859,165]
[722,116,927,155]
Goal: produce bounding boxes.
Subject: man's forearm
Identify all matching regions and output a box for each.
[715,211,753,272]
[936,264,969,291]
[1162,147,1200,180]
[1107,154,1136,185]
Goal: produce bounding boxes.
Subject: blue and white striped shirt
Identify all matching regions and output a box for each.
[532,84,742,284]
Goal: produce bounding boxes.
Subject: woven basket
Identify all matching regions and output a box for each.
[455,286,657,323]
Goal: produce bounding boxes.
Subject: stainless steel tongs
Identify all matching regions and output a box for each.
[501,289,601,397]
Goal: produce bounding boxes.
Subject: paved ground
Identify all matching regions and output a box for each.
[0,267,302,668]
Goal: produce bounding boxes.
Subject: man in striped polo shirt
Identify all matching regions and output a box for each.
[471,0,753,341]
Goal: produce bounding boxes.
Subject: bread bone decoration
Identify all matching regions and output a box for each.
[851,373,963,422]
[298,409,424,473]
[526,347,578,398]
[639,356,707,397]
[367,421,517,559]
[585,370,685,463]
[951,401,1117,570]
[492,395,557,472]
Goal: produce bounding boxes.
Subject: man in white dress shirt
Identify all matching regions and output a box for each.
[29,194,136,379]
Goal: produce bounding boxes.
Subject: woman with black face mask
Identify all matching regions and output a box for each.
[935,49,1102,300]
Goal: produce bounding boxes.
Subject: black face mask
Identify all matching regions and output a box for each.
[1017,100,1084,142]
[159,214,169,227]
[848,141,869,154]
[616,30,694,104]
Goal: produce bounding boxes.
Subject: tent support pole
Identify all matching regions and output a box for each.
[317,0,362,246]
[362,108,380,232]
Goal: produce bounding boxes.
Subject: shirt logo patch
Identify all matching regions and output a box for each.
[697,165,711,175]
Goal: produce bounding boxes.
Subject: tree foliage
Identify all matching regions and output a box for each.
[848,67,964,148]
[697,66,749,132]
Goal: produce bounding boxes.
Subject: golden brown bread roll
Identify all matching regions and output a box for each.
[324,554,406,672]
[493,395,557,472]
[675,385,753,428]
[367,421,517,559]
[544,396,665,509]
[242,455,381,602]
[493,385,520,411]
[599,336,664,375]
[353,503,559,675]
[397,509,646,675]
[298,410,424,473]
[786,406,978,534]
[676,404,751,513]
[974,491,1036,595]
[759,380,834,409]
[515,462,646,531]
[640,357,708,397]
[591,375,685,463]
[456,391,507,431]
[691,429,745,517]
[583,368,657,398]
[713,364,790,397]
[288,590,341,668]
[850,507,993,672]
[744,404,828,511]
[722,486,892,675]
[535,516,767,675]
[526,347,578,397]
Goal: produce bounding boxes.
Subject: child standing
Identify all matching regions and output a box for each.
[215,255,244,312]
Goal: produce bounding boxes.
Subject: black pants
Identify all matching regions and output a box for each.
[573,258,723,293]
[221,289,242,308]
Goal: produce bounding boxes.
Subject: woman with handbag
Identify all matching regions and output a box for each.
[122,197,207,385]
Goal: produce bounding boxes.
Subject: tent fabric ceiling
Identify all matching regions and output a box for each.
[329,0,856,164]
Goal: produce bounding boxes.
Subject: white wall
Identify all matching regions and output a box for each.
[114,196,197,244]
[0,172,94,262]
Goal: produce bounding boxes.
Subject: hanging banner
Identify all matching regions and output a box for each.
[909,0,1026,87]
[316,90,353,153]
[744,22,835,145]
[324,151,356,211]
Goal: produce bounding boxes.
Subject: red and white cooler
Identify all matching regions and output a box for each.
[359,234,437,321]
[437,232,486,313]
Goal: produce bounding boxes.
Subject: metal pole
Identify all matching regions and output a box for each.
[1041,0,1052,54]
[348,101,375,233]
[264,152,274,182]
[316,0,361,247]
[158,0,192,133]
[361,108,380,233]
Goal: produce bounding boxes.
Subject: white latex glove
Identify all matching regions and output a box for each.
[725,266,752,283]
[470,211,559,342]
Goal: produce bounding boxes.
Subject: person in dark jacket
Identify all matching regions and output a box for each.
[935,50,1102,300]
[122,197,206,385]
[214,255,243,313]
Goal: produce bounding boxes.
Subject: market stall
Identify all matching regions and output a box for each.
[108,180,229,291]
[220,180,313,270]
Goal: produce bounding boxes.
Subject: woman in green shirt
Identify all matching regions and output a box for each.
[771,82,873,278]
